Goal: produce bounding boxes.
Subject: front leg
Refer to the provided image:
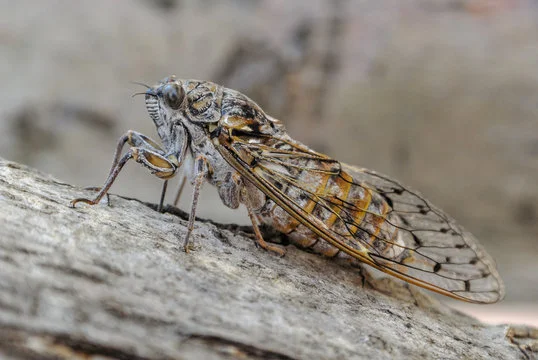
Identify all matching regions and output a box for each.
[108,130,165,174]
[110,130,176,212]
[71,131,178,207]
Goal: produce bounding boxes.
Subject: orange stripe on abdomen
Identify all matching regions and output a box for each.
[321,172,353,229]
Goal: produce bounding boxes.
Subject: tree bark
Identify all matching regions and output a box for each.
[0,158,533,360]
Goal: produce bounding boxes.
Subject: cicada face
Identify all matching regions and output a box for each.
[144,76,222,129]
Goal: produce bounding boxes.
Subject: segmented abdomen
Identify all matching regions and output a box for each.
[255,155,403,260]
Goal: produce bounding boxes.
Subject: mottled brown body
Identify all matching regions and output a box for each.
[72,76,505,304]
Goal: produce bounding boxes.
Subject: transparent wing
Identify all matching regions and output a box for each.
[342,164,505,303]
[217,130,504,303]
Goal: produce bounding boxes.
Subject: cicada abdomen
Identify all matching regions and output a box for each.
[255,151,400,260]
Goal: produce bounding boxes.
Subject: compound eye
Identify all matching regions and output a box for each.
[163,83,185,110]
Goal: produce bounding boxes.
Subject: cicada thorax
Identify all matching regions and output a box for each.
[251,136,407,262]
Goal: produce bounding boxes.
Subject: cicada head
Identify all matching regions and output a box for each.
[145,76,222,128]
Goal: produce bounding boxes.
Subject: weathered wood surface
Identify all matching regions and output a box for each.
[0,158,531,359]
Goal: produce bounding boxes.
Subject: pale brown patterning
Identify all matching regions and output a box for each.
[71,76,505,304]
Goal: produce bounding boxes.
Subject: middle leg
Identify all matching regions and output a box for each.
[183,155,211,252]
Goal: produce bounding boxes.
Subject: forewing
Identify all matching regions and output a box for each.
[216,130,504,303]
[342,164,504,303]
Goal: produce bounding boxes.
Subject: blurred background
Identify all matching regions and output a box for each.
[1,0,537,325]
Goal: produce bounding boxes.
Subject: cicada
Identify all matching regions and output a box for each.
[71,76,504,304]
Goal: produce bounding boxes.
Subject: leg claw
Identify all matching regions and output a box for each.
[257,242,286,257]
[70,187,110,208]
[70,198,96,208]
[184,242,197,253]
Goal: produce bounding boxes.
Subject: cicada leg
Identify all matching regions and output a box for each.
[241,187,286,257]
[157,180,168,213]
[183,155,210,253]
[158,174,187,212]
[110,130,165,174]
[71,150,134,207]
[71,130,178,207]
[172,175,187,206]
[506,326,538,356]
